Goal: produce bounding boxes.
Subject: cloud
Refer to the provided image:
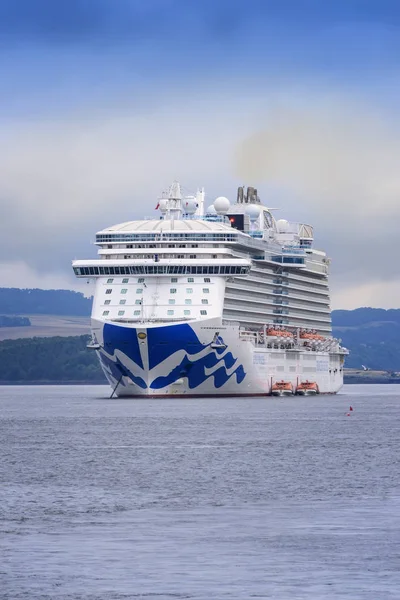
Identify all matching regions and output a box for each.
[332,279,400,310]
[235,99,400,305]
[0,260,92,295]
[1,2,400,313]
[0,0,271,46]
[236,104,400,213]
[0,89,250,290]
[0,0,178,44]
[1,84,400,308]
[2,0,398,36]
[1,0,399,56]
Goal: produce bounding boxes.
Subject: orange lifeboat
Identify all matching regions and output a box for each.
[271,380,294,396]
[299,331,312,339]
[296,381,319,396]
[299,330,325,342]
[267,328,294,338]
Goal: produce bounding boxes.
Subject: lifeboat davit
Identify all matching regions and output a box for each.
[296,381,319,396]
[271,381,294,396]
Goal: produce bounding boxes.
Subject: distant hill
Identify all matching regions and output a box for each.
[0,323,399,384]
[332,308,400,371]
[332,307,400,327]
[0,288,92,316]
[0,288,399,374]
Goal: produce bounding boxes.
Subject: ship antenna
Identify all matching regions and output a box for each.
[167,181,182,221]
[196,187,205,217]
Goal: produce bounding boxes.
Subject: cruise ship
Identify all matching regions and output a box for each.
[73,182,348,397]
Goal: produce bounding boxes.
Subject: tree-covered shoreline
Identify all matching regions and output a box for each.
[0,332,399,385]
[0,335,104,383]
[0,288,91,316]
[1,288,400,380]
[0,315,31,327]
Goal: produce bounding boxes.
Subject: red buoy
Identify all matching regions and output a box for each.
[346,413,351,416]
[349,406,353,411]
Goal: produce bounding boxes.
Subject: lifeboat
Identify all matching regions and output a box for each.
[296,381,319,396]
[299,330,325,341]
[266,328,294,338]
[271,381,294,396]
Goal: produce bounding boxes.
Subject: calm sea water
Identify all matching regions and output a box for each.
[0,385,399,600]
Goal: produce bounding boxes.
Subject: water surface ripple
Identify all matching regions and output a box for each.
[0,384,399,599]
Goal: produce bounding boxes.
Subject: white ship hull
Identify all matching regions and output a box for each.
[91,317,344,397]
[74,182,349,394]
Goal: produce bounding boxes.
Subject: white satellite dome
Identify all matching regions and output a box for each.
[245,204,261,222]
[213,196,230,214]
[276,219,289,233]
[206,204,217,214]
[183,197,198,214]
[159,199,168,213]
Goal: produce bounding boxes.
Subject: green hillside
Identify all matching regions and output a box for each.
[0,336,103,383]
[0,288,400,377]
[0,288,92,316]
[0,323,398,384]
[332,308,400,371]
[332,307,400,327]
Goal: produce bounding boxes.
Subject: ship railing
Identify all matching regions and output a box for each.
[232,236,268,251]
[222,320,240,327]
[143,214,231,224]
[183,214,230,223]
[237,326,345,352]
[110,316,192,325]
[281,246,306,255]
[239,331,258,345]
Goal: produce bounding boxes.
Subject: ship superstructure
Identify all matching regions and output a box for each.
[73,182,347,397]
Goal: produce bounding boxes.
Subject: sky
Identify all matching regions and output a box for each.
[1,0,400,308]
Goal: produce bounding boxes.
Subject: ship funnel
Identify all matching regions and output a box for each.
[237,185,261,204]
[246,186,260,204]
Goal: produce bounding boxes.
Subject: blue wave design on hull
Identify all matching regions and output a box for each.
[98,322,246,391]
[99,352,147,389]
[100,323,146,389]
[150,352,246,389]
[147,323,204,370]
[103,323,144,369]
[147,323,246,389]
